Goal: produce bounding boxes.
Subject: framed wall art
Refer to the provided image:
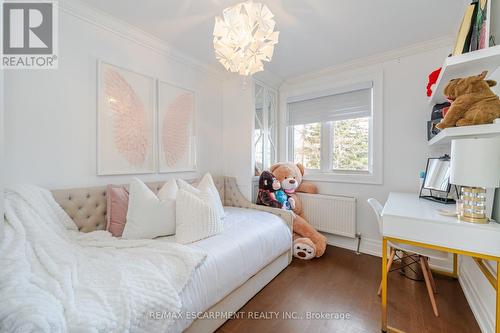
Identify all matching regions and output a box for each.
[97,61,156,175]
[157,81,196,173]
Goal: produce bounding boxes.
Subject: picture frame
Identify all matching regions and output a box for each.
[157,80,197,173]
[97,61,156,175]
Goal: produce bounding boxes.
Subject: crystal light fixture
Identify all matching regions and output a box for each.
[213,1,279,76]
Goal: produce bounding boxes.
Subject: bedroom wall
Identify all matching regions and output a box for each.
[0,69,4,240]
[279,44,499,332]
[279,41,451,258]
[3,1,224,189]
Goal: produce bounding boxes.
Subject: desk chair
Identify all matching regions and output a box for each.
[367,198,449,317]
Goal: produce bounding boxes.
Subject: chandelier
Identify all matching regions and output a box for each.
[213,1,279,76]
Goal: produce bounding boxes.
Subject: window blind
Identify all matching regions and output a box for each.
[287,82,373,126]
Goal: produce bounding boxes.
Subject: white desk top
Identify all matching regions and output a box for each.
[382,192,500,258]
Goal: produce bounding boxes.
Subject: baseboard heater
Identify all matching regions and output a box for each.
[297,193,357,238]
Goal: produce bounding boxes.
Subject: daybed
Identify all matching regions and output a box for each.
[50,176,293,333]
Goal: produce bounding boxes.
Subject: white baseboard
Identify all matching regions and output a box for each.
[323,233,453,272]
[459,260,494,333]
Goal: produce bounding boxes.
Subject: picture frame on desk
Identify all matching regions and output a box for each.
[419,155,459,204]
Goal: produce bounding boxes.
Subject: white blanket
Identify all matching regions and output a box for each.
[0,185,206,333]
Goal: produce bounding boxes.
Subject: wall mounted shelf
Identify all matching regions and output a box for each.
[429,45,500,105]
[428,121,500,145]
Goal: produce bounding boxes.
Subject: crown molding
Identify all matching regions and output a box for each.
[283,35,455,86]
[60,0,227,81]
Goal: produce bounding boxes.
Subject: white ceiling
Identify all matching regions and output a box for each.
[80,0,468,79]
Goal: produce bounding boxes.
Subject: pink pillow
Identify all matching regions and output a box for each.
[106,185,129,237]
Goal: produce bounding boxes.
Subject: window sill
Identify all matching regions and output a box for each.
[303,172,382,185]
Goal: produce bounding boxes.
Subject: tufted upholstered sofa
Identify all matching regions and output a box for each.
[50,176,293,333]
[51,176,293,235]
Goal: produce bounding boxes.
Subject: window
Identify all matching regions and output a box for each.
[286,80,381,183]
[254,83,277,174]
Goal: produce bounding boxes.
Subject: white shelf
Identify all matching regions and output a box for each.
[429,45,500,105]
[428,122,500,145]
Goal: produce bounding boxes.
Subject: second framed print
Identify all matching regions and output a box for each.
[157,81,196,173]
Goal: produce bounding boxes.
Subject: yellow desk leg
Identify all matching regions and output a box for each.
[382,238,388,332]
[497,261,500,333]
[453,253,458,277]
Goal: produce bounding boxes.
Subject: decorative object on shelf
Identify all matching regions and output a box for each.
[419,155,458,204]
[427,102,451,140]
[157,81,196,173]
[450,137,500,223]
[97,61,156,175]
[213,1,279,76]
[436,71,500,129]
[426,67,442,97]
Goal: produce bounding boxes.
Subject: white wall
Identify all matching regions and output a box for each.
[0,68,4,240]
[279,44,451,257]
[3,3,223,189]
[222,76,255,200]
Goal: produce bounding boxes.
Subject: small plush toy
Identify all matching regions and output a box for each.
[256,171,282,209]
[274,189,293,210]
[270,162,327,259]
[437,71,500,129]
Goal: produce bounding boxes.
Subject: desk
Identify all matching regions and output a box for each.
[381,192,500,333]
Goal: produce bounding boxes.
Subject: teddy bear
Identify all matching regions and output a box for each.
[269,162,327,259]
[293,235,316,260]
[256,171,282,209]
[436,71,500,129]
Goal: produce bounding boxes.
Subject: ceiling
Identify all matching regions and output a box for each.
[80,0,468,79]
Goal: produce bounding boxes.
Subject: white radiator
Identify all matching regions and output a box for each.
[297,193,356,238]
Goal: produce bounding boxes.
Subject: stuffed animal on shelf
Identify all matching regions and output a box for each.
[256,171,282,209]
[436,71,500,129]
[270,162,327,259]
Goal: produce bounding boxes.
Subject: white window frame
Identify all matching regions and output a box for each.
[282,70,383,185]
[253,80,278,172]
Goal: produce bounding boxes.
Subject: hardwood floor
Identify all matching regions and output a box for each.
[217,246,480,333]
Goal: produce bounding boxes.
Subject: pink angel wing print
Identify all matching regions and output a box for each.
[104,68,149,167]
[162,92,194,168]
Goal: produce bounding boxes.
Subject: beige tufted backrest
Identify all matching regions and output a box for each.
[51,177,225,233]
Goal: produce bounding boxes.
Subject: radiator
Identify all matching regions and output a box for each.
[297,193,356,238]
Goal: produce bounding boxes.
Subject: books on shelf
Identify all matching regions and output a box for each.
[478,0,489,49]
[453,0,493,56]
[453,2,477,56]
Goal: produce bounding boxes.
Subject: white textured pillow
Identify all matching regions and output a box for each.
[175,189,223,244]
[177,173,225,218]
[122,178,178,240]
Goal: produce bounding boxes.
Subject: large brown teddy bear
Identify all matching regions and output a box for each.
[269,162,327,259]
[437,71,500,129]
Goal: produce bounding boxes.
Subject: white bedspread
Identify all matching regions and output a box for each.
[0,185,206,333]
[167,207,292,332]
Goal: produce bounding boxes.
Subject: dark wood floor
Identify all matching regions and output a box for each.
[217,246,480,333]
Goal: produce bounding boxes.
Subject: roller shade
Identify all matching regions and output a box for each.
[287,82,373,126]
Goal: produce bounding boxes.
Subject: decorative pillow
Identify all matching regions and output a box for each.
[106,185,129,237]
[178,173,225,218]
[122,178,178,240]
[175,189,223,244]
